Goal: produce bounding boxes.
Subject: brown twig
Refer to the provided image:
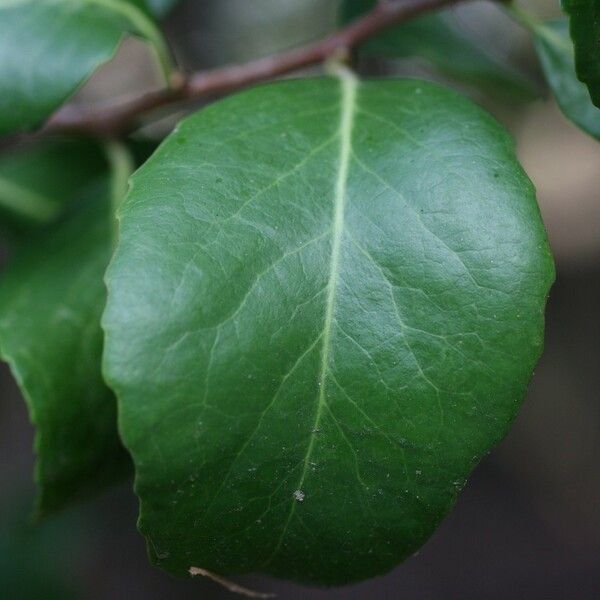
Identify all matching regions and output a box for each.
[188,567,274,599]
[43,0,469,137]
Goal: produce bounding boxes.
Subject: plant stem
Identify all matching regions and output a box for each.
[42,0,474,137]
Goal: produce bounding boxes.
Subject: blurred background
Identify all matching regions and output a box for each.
[1,0,598,598]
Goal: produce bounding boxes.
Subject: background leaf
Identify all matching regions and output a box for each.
[0,0,171,135]
[562,0,600,107]
[0,159,129,514]
[533,19,600,140]
[0,138,107,234]
[103,76,554,584]
[340,0,535,98]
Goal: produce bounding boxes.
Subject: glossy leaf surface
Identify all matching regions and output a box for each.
[562,0,600,106]
[533,19,600,139]
[0,0,170,134]
[103,76,554,584]
[0,177,128,514]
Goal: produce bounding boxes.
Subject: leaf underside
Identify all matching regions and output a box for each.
[103,76,554,584]
[562,0,600,107]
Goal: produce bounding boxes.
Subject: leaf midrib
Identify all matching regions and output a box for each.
[306,67,357,483]
[263,67,358,565]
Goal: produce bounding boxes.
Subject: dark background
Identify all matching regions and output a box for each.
[1,1,599,598]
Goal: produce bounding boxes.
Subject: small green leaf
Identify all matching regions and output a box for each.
[562,0,600,107]
[340,0,535,98]
[0,138,106,233]
[0,0,172,135]
[103,76,554,584]
[533,19,600,140]
[0,171,129,514]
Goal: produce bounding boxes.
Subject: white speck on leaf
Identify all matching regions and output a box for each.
[293,490,305,502]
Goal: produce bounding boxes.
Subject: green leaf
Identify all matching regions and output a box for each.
[0,173,129,514]
[340,0,535,98]
[562,0,600,107]
[0,0,172,135]
[533,19,600,140]
[103,75,554,584]
[0,138,106,233]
